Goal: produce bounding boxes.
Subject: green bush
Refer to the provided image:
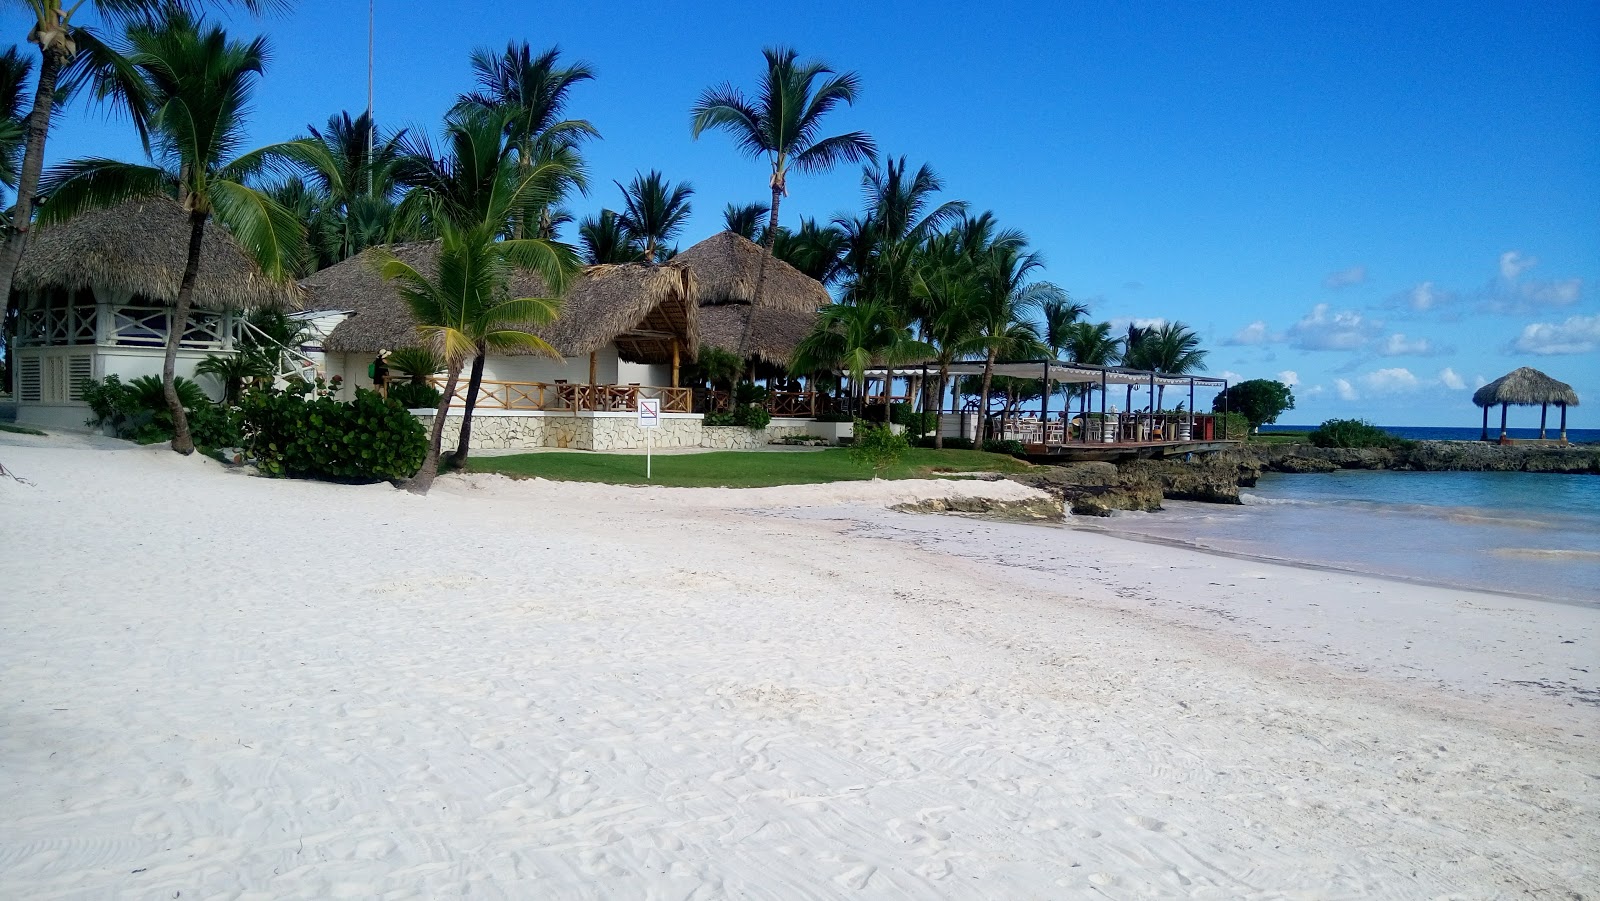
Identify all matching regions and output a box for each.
[915,436,974,450]
[733,381,769,406]
[850,420,910,474]
[982,438,1028,457]
[703,410,736,426]
[82,374,240,448]
[815,410,855,423]
[1307,418,1402,449]
[387,381,443,410]
[891,406,938,437]
[239,381,427,482]
[733,405,771,430]
[1217,411,1250,441]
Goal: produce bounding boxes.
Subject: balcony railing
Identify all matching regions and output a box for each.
[427,378,693,414]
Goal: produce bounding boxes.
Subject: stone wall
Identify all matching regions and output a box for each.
[413,411,702,451]
[701,421,814,450]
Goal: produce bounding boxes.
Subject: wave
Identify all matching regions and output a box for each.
[1492,548,1600,561]
[1240,492,1566,530]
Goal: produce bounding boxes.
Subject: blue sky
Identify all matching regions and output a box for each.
[9,0,1597,426]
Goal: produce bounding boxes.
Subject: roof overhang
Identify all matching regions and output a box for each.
[863,359,1229,387]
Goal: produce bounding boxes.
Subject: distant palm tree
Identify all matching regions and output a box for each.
[772,217,848,286]
[1037,295,1090,406]
[722,201,769,241]
[39,13,324,455]
[299,110,407,263]
[578,208,644,264]
[615,170,692,261]
[911,231,985,447]
[1139,320,1208,408]
[456,42,596,240]
[792,300,930,421]
[969,240,1057,443]
[691,46,876,252]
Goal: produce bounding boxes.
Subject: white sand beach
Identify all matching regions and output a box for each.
[1,435,1596,898]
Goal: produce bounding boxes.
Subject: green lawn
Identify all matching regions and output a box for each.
[467,447,1034,488]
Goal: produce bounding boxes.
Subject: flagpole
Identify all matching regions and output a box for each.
[366,0,375,195]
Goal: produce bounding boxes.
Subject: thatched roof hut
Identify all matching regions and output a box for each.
[698,305,818,367]
[1472,367,1580,408]
[315,242,698,364]
[675,231,829,313]
[1472,366,1580,442]
[13,196,300,309]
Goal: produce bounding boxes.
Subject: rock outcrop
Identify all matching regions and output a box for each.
[1239,441,1599,474]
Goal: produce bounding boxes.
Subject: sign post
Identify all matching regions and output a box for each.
[637,397,661,480]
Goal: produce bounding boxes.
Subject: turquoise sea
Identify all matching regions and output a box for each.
[1088,470,1600,606]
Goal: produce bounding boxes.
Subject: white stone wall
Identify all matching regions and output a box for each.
[412,410,702,451]
[701,421,815,450]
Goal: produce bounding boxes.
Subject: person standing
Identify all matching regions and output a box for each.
[370,349,390,398]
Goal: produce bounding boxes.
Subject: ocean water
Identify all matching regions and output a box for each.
[1270,425,1600,443]
[1083,470,1600,605]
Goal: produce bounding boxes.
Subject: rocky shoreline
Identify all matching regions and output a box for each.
[1009,440,1598,516]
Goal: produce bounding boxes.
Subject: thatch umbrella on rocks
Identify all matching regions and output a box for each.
[1473,367,1580,443]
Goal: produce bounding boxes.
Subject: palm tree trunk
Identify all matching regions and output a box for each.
[934,362,949,449]
[448,348,487,469]
[883,366,894,425]
[0,43,66,392]
[409,360,462,495]
[977,350,996,447]
[163,210,209,455]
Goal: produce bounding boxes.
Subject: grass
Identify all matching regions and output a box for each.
[0,422,46,436]
[467,447,1034,488]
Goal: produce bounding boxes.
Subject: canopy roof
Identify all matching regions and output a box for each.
[13,196,301,310]
[315,242,698,364]
[675,230,830,313]
[866,359,1228,387]
[1472,367,1579,408]
[697,305,817,366]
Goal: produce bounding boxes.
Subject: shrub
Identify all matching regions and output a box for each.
[733,381,769,406]
[1217,411,1250,441]
[1307,418,1401,449]
[703,410,736,426]
[1213,379,1295,430]
[893,408,938,437]
[385,347,443,384]
[239,382,427,482]
[387,381,443,410]
[83,374,239,448]
[850,420,910,475]
[815,410,854,423]
[982,438,1028,457]
[733,405,771,430]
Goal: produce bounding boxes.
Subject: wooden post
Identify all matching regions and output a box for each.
[1559,403,1568,444]
[1039,361,1050,448]
[1499,403,1508,442]
[588,351,597,386]
[1540,402,1548,439]
[670,339,680,389]
[1481,404,1489,442]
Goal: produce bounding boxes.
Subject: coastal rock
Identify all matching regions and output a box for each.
[1239,441,1598,474]
[1006,463,1162,516]
[1274,455,1340,474]
[893,494,1064,521]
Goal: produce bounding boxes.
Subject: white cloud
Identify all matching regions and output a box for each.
[1511,314,1600,355]
[1500,251,1536,280]
[1473,374,1489,389]
[1276,370,1299,387]
[1375,333,1436,356]
[1360,367,1421,394]
[1334,378,1359,401]
[1225,320,1276,346]
[1405,281,1452,312]
[1218,370,1245,383]
[1302,384,1325,397]
[1325,266,1367,289]
[1287,304,1380,351]
[1438,367,1466,390]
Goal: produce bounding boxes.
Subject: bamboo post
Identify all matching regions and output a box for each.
[1499,403,1508,442]
[670,339,680,388]
[1481,404,1489,441]
[1040,361,1050,448]
[1540,402,1548,439]
[588,351,598,387]
[1559,403,1568,443]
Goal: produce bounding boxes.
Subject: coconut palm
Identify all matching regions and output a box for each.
[771,217,848,286]
[614,169,692,261]
[722,201,768,241]
[294,110,407,264]
[577,208,644,264]
[0,46,33,200]
[456,42,596,240]
[851,155,964,312]
[38,13,325,455]
[910,233,985,447]
[391,104,581,476]
[690,46,876,251]
[969,240,1056,443]
[0,0,285,393]
[1138,320,1208,408]
[792,300,930,422]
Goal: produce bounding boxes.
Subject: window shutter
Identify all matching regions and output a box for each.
[18,357,41,402]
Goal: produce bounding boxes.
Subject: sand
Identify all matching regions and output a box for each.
[1,435,1595,898]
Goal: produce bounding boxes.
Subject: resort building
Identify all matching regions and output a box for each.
[8,197,300,429]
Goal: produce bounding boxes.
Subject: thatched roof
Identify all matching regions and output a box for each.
[13,196,300,310]
[1473,367,1580,408]
[315,242,698,364]
[698,304,818,366]
[675,230,830,313]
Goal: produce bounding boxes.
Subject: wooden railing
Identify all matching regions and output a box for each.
[433,378,693,414]
[998,413,1223,446]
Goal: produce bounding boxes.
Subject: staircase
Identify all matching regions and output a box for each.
[238,319,321,385]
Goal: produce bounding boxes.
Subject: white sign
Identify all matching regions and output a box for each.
[637,397,661,428]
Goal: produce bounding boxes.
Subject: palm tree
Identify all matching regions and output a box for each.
[297,110,407,263]
[456,42,596,240]
[38,13,323,455]
[691,46,876,252]
[792,300,930,423]
[1138,320,1208,408]
[0,0,284,393]
[722,201,768,241]
[910,231,987,447]
[0,47,33,200]
[969,240,1056,444]
[577,208,644,264]
[1060,320,1122,426]
[771,217,848,286]
[375,221,568,494]
[393,104,581,474]
[614,170,692,261]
